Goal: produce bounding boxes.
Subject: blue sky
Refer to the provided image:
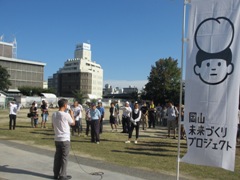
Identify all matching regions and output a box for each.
[0,0,184,89]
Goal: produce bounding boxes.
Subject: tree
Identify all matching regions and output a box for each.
[0,65,11,91]
[144,57,181,105]
[72,89,85,104]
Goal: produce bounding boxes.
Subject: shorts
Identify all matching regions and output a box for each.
[42,113,48,122]
[167,120,176,129]
[34,118,38,126]
[110,115,116,124]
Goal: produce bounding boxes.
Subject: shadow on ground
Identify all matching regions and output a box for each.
[0,165,54,179]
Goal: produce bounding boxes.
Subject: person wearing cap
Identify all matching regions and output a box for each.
[97,101,105,134]
[125,102,142,144]
[90,103,101,144]
[120,101,132,133]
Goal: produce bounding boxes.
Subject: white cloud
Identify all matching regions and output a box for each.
[104,80,148,90]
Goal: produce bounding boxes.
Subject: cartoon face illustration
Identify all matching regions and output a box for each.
[194,58,233,85]
[193,17,234,85]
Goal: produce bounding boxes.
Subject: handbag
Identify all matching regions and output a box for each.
[27,113,32,118]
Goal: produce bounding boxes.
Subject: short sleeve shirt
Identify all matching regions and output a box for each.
[52,111,73,142]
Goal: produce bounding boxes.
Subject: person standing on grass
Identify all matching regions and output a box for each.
[115,101,121,125]
[9,100,19,130]
[41,100,49,128]
[77,102,83,132]
[71,101,81,136]
[166,102,178,139]
[156,103,162,125]
[140,102,148,130]
[109,102,118,132]
[148,100,156,128]
[121,101,132,133]
[125,102,142,144]
[85,101,91,137]
[52,99,75,180]
[97,101,105,134]
[30,102,38,128]
[90,103,101,144]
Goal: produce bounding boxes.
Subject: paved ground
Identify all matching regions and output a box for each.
[0,139,180,180]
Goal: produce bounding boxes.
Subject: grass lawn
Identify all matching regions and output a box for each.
[0,109,240,180]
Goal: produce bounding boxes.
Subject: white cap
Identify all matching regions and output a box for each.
[126,101,129,104]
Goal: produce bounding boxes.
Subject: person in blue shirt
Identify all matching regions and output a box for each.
[97,101,105,134]
[90,103,101,144]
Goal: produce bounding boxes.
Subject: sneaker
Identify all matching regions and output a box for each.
[96,142,100,144]
[134,140,138,144]
[125,140,130,143]
[111,129,114,132]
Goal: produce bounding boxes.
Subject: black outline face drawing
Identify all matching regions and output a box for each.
[193,17,234,85]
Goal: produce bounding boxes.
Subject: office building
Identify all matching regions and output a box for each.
[0,39,46,90]
[49,43,103,98]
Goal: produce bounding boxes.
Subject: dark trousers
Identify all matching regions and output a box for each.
[148,112,155,128]
[53,141,70,178]
[86,120,91,136]
[122,116,130,133]
[99,115,104,133]
[91,120,100,142]
[9,114,16,130]
[129,122,140,139]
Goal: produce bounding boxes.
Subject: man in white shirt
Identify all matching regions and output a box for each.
[9,100,19,130]
[71,101,82,136]
[52,99,75,180]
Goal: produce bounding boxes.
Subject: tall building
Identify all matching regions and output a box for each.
[49,43,103,98]
[0,39,46,90]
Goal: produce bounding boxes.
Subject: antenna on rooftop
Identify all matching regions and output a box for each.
[12,37,17,58]
[0,35,4,41]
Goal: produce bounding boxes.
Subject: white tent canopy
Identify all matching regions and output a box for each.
[40,93,57,98]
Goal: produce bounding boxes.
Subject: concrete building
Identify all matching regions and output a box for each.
[49,43,103,98]
[0,39,46,90]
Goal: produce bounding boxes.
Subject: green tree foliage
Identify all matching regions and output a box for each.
[0,65,11,91]
[72,89,85,104]
[18,86,55,96]
[144,57,181,105]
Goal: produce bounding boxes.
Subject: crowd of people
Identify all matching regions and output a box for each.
[7,98,240,180]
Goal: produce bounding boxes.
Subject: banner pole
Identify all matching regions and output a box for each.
[176,0,188,180]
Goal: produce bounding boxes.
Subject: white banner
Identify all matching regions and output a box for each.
[182,0,240,171]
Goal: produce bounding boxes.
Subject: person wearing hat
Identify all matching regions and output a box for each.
[125,102,142,144]
[90,103,101,144]
[120,101,132,133]
[97,101,105,134]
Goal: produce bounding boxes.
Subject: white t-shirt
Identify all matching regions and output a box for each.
[9,103,18,115]
[52,111,73,142]
[71,106,81,121]
[121,106,132,117]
